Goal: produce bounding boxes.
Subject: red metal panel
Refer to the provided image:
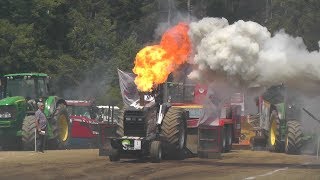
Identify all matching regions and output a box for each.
[71,121,95,138]
[220,118,233,125]
[187,119,199,128]
[70,115,100,139]
[193,84,208,104]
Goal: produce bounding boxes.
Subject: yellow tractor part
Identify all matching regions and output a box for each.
[270,119,277,146]
[58,115,69,142]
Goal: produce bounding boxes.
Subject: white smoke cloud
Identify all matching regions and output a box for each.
[188,18,320,93]
[189,17,229,47]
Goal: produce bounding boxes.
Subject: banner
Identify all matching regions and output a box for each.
[117,69,139,107]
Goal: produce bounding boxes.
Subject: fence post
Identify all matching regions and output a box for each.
[317,136,319,160]
[34,128,37,152]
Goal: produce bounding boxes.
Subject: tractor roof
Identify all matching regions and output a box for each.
[66,100,93,107]
[4,73,48,77]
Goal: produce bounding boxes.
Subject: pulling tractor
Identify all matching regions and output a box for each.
[98,72,242,162]
[0,73,70,150]
[166,82,242,157]
[101,84,188,163]
[250,84,319,154]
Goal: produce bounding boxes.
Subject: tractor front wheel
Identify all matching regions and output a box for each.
[109,148,120,162]
[150,141,162,163]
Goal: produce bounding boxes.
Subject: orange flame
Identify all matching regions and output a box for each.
[133,22,191,92]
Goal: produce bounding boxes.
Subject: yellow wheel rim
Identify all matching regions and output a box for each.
[58,115,69,142]
[270,119,277,146]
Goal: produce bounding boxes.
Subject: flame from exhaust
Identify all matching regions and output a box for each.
[133,22,191,92]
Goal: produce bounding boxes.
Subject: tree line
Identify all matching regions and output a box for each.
[0,0,319,105]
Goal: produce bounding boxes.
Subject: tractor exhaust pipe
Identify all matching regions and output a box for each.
[139,92,145,106]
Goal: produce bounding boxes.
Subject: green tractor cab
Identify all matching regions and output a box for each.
[0,73,70,150]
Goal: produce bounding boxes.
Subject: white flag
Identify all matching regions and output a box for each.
[117,69,139,107]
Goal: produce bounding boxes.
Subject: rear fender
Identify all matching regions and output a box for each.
[44,96,56,117]
[45,96,67,117]
[156,103,171,125]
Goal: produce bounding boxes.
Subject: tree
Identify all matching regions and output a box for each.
[267,0,320,50]
[1,0,319,105]
[0,20,38,74]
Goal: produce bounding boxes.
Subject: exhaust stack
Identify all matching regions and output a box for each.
[139,92,145,106]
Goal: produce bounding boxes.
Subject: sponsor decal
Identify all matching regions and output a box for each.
[122,139,131,150]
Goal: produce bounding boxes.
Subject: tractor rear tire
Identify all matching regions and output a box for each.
[268,111,284,152]
[21,115,37,151]
[109,148,120,162]
[285,121,303,155]
[161,107,187,159]
[49,104,71,149]
[116,108,125,137]
[150,141,162,163]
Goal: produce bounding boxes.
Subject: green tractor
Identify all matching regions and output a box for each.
[251,85,317,154]
[0,73,70,150]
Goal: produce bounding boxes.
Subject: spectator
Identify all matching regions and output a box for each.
[35,102,47,152]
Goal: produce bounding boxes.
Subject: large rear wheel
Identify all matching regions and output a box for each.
[49,103,71,149]
[161,107,187,159]
[285,121,303,154]
[21,115,37,150]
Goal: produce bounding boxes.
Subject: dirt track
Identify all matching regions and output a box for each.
[0,149,319,180]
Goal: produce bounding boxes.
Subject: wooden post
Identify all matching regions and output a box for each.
[317,136,319,160]
[34,128,37,152]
